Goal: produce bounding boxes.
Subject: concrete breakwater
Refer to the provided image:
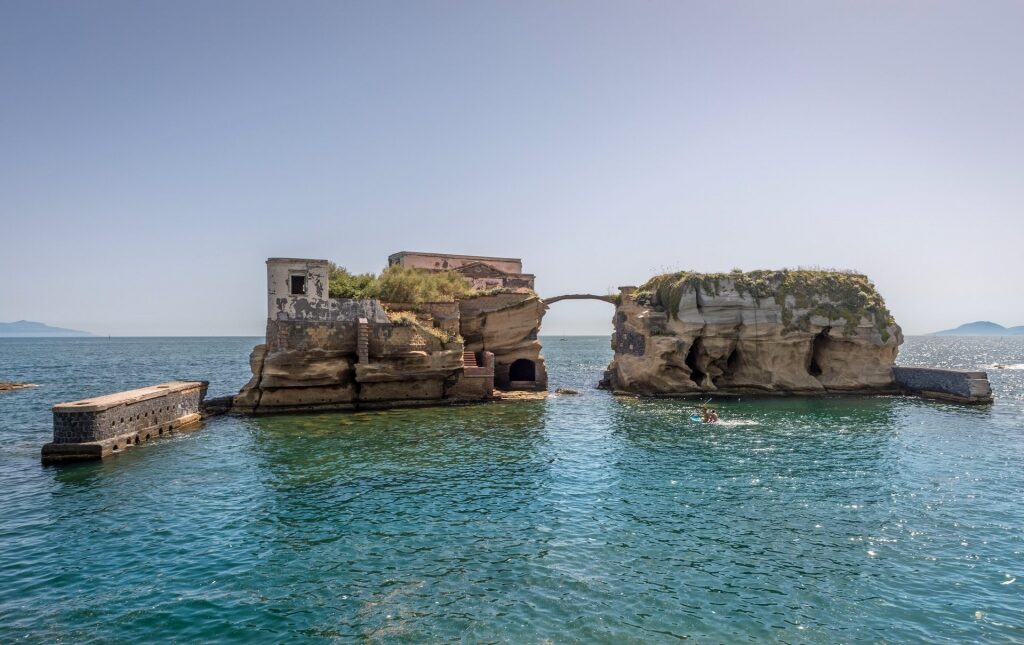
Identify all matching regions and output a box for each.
[892,366,993,404]
[41,381,208,463]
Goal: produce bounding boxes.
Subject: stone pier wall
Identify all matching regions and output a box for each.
[893,367,993,404]
[42,381,208,462]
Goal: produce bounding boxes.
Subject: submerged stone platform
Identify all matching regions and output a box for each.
[0,381,38,392]
[42,381,208,463]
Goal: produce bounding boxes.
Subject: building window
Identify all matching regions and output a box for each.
[290,274,307,295]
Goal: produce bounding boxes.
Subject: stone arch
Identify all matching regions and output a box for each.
[534,289,633,391]
[509,358,536,382]
[542,294,618,306]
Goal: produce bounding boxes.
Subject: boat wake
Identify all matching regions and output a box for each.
[708,419,760,427]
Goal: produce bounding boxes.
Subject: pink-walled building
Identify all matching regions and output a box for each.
[387,251,535,291]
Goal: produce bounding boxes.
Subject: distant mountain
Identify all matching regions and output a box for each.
[931,321,1024,336]
[0,320,93,337]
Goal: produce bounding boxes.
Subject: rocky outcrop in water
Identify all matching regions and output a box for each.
[232,291,547,413]
[600,270,903,396]
[0,381,38,392]
[233,303,473,413]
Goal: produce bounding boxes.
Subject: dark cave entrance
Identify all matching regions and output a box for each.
[509,358,537,383]
[708,346,742,387]
[808,328,830,377]
[726,347,740,371]
[685,338,706,385]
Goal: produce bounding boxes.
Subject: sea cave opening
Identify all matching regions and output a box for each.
[685,338,706,385]
[726,347,740,371]
[808,327,830,377]
[709,346,741,387]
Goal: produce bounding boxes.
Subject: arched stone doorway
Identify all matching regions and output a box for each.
[509,358,536,383]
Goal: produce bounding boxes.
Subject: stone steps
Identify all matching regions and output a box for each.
[357,318,369,364]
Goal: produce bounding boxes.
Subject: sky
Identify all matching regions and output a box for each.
[1,0,1022,336]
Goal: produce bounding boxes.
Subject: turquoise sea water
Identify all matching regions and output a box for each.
[1,335,1023,643]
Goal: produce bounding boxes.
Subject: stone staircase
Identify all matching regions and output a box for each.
[357,318,369,364]
[462,351,478,368]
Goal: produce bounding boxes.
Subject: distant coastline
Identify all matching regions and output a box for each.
[930,321,1024,336]
[0,320,92,337]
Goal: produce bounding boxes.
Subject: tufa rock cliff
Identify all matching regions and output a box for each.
[234,300,470,413]
[455,292,547,390]
[600,270,903,396]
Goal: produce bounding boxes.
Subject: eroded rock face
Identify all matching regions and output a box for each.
[235,289,549,412]
[458,293,547,390]
[234,316,475,413]
[601,271,903,395]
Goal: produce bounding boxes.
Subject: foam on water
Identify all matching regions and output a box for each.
[708,419,761,427]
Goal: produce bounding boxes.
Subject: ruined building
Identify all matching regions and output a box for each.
[234,254,547,413]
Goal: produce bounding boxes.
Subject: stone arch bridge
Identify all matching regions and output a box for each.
[542,293,618,306]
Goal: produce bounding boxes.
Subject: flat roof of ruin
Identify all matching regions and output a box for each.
[53,381,206,413]
[389,251,523,263]
[266,258,331,264]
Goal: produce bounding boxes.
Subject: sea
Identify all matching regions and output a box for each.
[1,335,1022,643]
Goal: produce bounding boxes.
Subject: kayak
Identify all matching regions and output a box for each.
[689,414,702,423]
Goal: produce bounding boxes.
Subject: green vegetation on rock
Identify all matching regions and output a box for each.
[469,286,534,297]
[385,309,463,346]
[635,269,895,339]
[327,264,379,299]
[329,264,472,302]
[330,263,536,303]
[375,266,472,303]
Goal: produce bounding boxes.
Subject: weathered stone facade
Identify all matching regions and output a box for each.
[42,381,207,462]
[611,310,646,357]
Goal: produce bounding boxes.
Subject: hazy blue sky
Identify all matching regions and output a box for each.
[2,1,1022,336]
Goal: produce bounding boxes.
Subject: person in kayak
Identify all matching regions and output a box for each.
[699,404,720,424]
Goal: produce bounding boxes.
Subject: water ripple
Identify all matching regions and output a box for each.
[0,336,1023,642]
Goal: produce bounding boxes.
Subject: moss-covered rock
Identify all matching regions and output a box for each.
[635,269,895,339]
[604,269,903,396]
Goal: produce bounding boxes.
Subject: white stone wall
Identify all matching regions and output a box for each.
[266,258,331,320]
